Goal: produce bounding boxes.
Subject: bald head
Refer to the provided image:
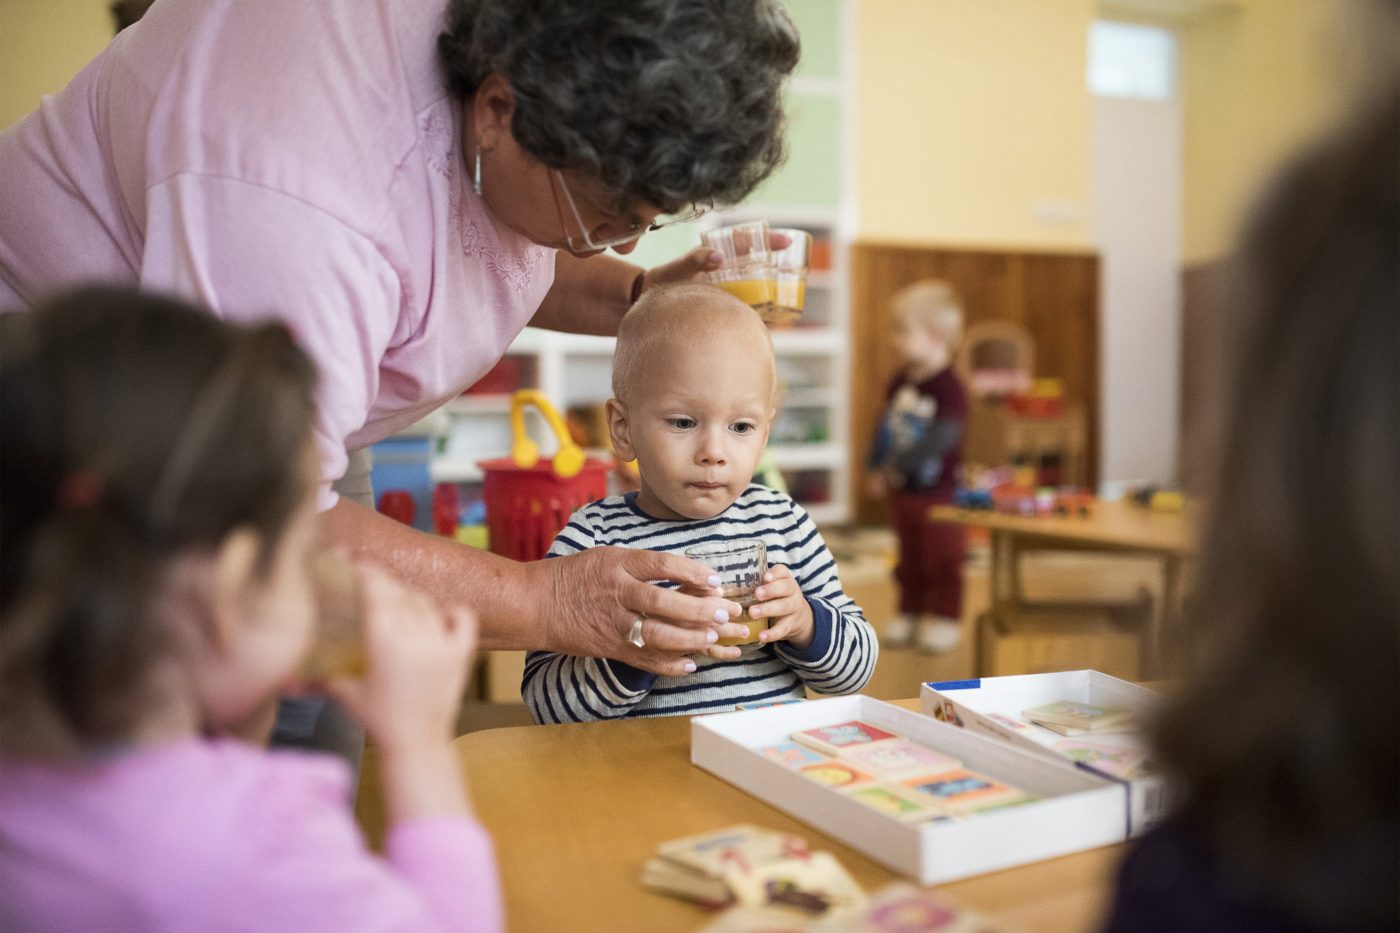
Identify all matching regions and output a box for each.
[612,283,775,404]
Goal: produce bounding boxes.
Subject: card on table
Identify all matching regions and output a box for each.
[758,741,829,770]
[1052,739,1150,779]
[838,738,962,779]
[1021,699,1134,733]
[811,882,1011,932]
[791,720,901,757]
[639,856,732,907]
[725,850,866,915]
[658,824,809,877]
[899,768,1036,816]
[797,759,879,792]
[698,905,813,933]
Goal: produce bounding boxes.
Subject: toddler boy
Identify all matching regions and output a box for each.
[522,283,876,722]
[866,281,969,654]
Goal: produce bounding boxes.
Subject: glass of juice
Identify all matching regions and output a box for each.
[685,539,769,646]
[770,228,812,324]
[701,221,776,316]
[300,552,368,683]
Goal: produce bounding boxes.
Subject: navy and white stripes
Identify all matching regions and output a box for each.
[522,485,877,723]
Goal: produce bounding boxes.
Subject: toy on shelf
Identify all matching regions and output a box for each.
[1124,485,1186,513]
[954,465,1094,518]
[1006,378,1065,418]
[453,499,489,550]
[479,390,611,562]
[377,489,415,526]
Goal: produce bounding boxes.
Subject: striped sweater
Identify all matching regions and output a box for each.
[522,484,877,723]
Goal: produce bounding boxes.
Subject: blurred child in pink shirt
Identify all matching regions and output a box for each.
[0,288,501,933]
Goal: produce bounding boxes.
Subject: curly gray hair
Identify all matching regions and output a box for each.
[438,0,800,212]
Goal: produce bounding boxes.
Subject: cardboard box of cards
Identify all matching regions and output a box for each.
[690,695,1125,885]
[920,670,1170,837]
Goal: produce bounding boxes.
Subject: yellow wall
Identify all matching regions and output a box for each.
[3,0,1354,263]
[855,0,1353,261]
[855,0,1097,251]
[0,0,113,130]
[1179,0,1348,263]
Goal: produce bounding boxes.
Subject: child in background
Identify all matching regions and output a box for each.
[522,284,876,723]
[0,289,500,933]
[866,281,969,654]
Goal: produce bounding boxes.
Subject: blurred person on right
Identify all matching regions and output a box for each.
[1102,42,1398,933]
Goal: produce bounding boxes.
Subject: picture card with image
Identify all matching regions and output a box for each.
[838,738,962,779]
[1052,739,1150,779]
[791,721,901,756]
[724,850,865,915]
[1021,700,1134,733]
[758,741,828,770]
[846,784,942,822]
[811,882,1012,932]
[899,769,1036,816]
[658,824,809,877]
[796,759,879,791]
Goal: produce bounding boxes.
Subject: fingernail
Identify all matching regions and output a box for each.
[707,575,722,587]
[764,571,773,582]
[684,661,697,673]
[706,629,718,643]
[707,250,723,265]
[755,588,766,600]
[713,609,729,623]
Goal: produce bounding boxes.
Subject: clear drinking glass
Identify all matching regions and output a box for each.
[769,228,812,324]
[299,552,368,683]
[684,539,769,646]
[702,221,776,317]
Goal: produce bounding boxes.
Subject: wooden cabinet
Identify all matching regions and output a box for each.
[851,244,1100,524]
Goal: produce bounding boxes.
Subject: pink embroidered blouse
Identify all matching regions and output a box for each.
[0,0,557,508]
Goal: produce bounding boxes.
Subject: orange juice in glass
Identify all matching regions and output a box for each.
[300,552,367,683]
[685,539,768,646]
[769,228,812,324]
[702,221,775,317]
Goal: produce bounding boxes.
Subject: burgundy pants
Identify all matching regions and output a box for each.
[892,493,966,618]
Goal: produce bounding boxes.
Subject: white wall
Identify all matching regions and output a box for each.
[1093,93,1183,487]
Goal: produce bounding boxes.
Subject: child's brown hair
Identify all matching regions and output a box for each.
[0,288,318,746]
[1148,80,1398,927]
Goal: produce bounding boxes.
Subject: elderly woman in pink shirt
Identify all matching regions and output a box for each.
[0,0,800,758]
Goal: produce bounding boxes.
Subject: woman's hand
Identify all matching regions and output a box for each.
[640,231,795,292]
[327,564,476,755]
[750,565,815,651]
[529,547,749,675]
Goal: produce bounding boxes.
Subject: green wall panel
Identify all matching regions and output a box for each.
[752,92,841,207]
[784,0,840,79]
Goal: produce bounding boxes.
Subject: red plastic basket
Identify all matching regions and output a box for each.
[480,390,611,562]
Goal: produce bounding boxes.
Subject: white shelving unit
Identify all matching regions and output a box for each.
[424,0,855,527]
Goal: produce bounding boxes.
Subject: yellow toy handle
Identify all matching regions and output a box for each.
[509,389,586,479]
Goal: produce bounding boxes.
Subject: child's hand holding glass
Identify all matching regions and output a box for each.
[749,565,815,650]
[324,563,478,821]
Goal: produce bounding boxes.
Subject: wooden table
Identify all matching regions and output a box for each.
[930,501,1196,676]
[454,700,1125,932]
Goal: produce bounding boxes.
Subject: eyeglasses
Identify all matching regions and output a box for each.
[551,170,707,251]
